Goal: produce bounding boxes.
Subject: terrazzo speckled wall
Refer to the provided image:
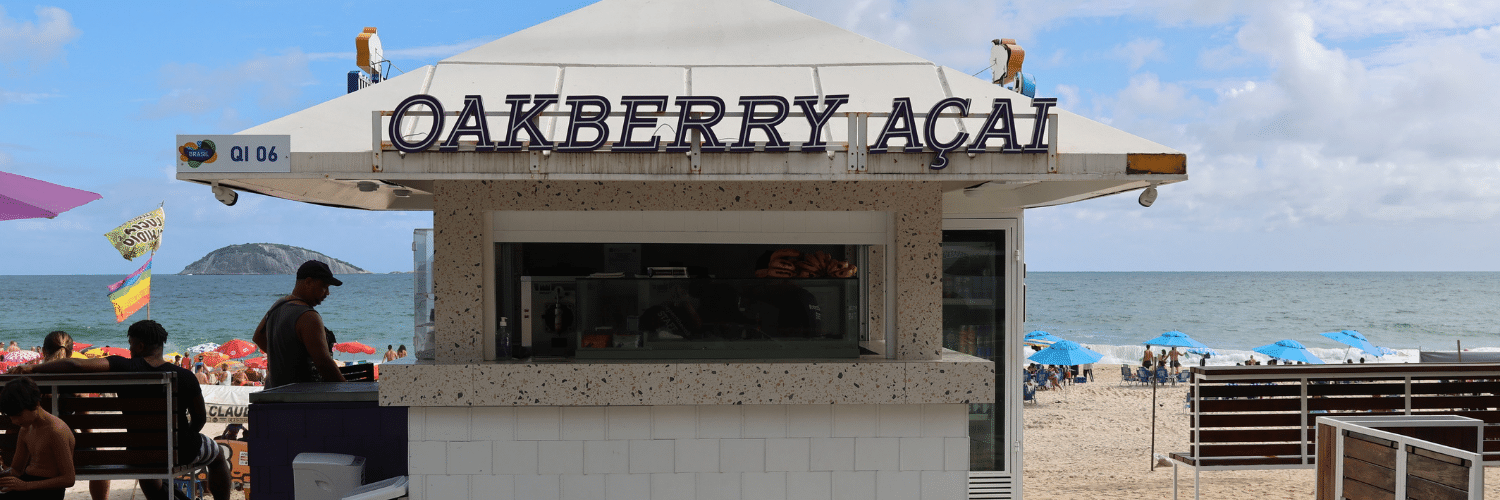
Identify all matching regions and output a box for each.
[430,180,942,364]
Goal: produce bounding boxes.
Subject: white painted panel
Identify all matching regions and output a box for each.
[514,475,561,500]
[604,474,649,500]
[766,438,811,472]
[919,471,967,500]
[830,405,877,437]
[809,437,854,471]
[516,407,561,440]
[651,473,697,500]
[697,472,742,500]
[563,407,607,441]
[744,406,789,438]
[653,406,698,439]
[831,471,875,500]
[584,440,630,474]
[876,405,922,438]
[788,406,832,438]
[493,211,888,244]
[606,407,653,440]
[920,404,966,438]
[874,471,921,500]
[787,472,832,500]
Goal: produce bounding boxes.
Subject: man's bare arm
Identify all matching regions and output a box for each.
[296,311,346,382]
[13,358,110,375]
[252,315,269,354]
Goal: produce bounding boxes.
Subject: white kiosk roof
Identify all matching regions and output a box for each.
[177,0,1184,210]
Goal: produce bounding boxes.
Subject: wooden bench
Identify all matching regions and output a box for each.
[1164,363,1500,500]
[0,372,212,481]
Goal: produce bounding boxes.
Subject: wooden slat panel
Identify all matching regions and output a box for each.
[59,397,168,413]
[1194,443,1303,458]
[1409,396,1500,410]
[1342,476,1395,500]
[1307,397,1407,411]
[1407,381,1500,395]
[60,414,168,429]
[1343,456,1396,491]
[1316,424,1338,500]
[75,432,171,449]
[1197,384,1302,398]
[1192,363,1500,379]
[1406,451,1470,489]
[1196,428,1305,443]
[1198,398,1302,413]
[1306,383,1409,397]
[1344,436,1396,468]
[75,465,172,476]
[74,450,168,466]
[1195,413,1302,428]
[1405,476,1467,500]
[1185,456,1307,467]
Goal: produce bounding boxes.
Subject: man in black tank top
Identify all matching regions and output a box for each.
[252,260,347,389]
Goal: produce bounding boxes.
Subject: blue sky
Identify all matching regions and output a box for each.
[3,0,1499,274]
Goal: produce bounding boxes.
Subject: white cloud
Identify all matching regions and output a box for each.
[0,6,79,71]
[0,89,58,104]
[139,50,316,125]
[306,37,494,65]
[1113,38,1165,70]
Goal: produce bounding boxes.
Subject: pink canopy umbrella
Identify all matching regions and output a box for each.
[0,172,102,221]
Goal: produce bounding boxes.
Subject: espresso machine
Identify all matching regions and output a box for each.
[520,276,577,357]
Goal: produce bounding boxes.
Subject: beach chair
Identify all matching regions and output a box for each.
[1119,365,1137,385]
[1022,382,1037,404]
[1135,367,1152,385]
[1155,367,1173,386]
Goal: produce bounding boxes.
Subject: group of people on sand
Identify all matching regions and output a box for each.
[0,260,355,499]
[1142,347,1186,374]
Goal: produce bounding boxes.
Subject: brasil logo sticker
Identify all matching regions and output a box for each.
[180,140,217,168]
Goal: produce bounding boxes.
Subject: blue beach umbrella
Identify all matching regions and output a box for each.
[1027,340,1104,366]
[1142,330,1210,349]
[1253,339,1325,364]
[1024,330,1064,347]
[1319,330,1392,358]
[1186,347,1218,356]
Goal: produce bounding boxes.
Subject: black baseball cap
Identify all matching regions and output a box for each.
[296,260,343,286]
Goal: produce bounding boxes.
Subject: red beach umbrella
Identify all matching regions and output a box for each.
[216,339,258,358]
[243,357,268,369]
[198,351,228,367]
[71,342,93,352]
[100,346,131,357]
[332,341,376,355]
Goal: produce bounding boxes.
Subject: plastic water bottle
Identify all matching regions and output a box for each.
[497,317,512,360]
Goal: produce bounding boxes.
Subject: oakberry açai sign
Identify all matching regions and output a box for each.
[387,94,1056,170]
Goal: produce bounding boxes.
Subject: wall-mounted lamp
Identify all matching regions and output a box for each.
[211,182,238,207]
[1138,183,1159,207]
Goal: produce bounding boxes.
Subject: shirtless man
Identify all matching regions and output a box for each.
[382,345,398,362]
[1141,347,1155,368]
[0,377,75,499]
[1168,348,1182,374]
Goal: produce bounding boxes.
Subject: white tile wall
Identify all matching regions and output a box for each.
[721,439,767,472]
[409,404,971,500]
[562,473,606,500]
[743,471,788,500]
[766,438,810,472]
[809,438,854,472]
[470,474,515,500]
[786,472,832,500]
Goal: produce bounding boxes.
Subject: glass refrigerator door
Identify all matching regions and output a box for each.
[941,229,1006,471]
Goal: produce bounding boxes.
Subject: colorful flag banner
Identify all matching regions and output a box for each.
[104,208,165,260]
[107,257,152,323]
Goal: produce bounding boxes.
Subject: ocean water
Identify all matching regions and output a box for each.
[1023,272,1500,366]
[2,272,1497,365]
[0,274,415,363]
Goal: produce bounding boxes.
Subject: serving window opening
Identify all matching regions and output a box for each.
[495,242,873,359]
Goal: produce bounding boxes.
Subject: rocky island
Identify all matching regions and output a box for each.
[178,243,368,275]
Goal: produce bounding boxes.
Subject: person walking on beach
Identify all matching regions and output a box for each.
[13,320,233,500]
[1142,347,1154,368]
[382,345,397,362]
[1168,348,1182,374]
[396,345,407,359]
[253,260,347,389]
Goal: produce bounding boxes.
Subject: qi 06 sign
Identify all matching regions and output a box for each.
[175,135,291,173]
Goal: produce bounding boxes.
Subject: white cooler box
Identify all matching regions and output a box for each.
[293,453,407,500]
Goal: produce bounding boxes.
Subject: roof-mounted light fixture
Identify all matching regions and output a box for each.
[1138,182,1159,207]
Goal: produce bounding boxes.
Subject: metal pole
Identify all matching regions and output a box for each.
[1151,366,1158,471]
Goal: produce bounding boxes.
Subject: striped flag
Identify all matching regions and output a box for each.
[107,257,152,323]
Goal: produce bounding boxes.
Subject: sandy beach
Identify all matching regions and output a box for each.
[1023,365,1500,499]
